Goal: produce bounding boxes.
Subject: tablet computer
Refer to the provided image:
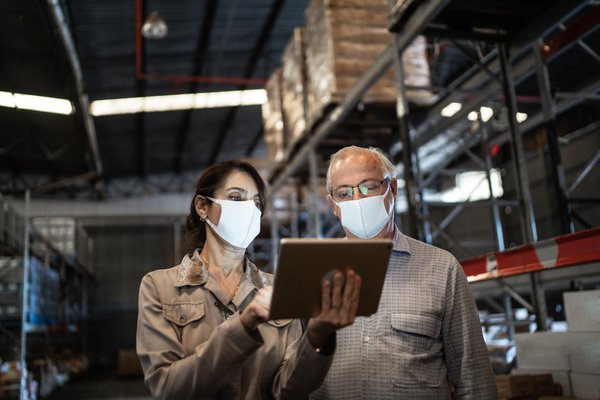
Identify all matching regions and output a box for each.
[269,238,393,320]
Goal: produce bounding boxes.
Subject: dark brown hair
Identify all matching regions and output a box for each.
[183,159,266,255]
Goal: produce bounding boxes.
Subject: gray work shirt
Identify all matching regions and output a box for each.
[311,228,497,399]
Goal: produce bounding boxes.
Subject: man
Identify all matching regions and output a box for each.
[311,146,497,399]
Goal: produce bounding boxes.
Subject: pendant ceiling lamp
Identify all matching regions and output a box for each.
[142,11,168,39]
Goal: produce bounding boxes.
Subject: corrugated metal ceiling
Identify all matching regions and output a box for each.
[0,0,597,198]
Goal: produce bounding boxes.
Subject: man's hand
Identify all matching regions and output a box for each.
[306,269,362,350]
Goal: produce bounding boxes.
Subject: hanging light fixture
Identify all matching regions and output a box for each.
[142,11,168,39]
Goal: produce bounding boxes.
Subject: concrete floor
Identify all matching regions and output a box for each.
[46,370,151,400]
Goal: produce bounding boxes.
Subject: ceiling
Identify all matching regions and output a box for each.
[0,0,598,199]
[1,0,309,197]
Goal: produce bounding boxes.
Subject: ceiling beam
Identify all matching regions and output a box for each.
[47,0,103,176]
[174,0,219,173]
[245,127,264,157]
[208,0,285,166]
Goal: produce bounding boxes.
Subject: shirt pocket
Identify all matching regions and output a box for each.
[386,313,444,388]
[390,312,441,349]
[163,302,205,327]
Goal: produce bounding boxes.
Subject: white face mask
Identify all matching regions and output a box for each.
[334,186,393,239]
[203,197,261,249]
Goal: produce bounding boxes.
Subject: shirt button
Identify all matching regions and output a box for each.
[179,315,187,323]
[363,336,370,343]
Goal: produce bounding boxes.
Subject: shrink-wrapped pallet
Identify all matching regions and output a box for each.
[304,0,433,128]
[402,35,434,106]
[261,68,285,166]
[281,27,308,151]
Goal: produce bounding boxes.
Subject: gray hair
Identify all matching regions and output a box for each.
[326,146,396,193]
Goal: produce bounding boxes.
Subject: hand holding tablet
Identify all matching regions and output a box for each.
[269,238,393,320]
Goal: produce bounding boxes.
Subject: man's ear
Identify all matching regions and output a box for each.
[326,194,341,219]
[390,177,398,197]
[194,196,209,220]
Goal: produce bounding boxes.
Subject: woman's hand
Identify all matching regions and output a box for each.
[240,286,272,331]
[306,269,362,350]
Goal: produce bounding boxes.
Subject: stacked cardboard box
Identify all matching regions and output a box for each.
[117,349,143,378]
[512,368,572,398]
[303,0,433,129]
[281,27,308,151]
[564,290,600,332]
[261,68,285,167]
[514,332,571,371]
[564,290,600,400]
[496,373,555,399]
[513,289,600,399]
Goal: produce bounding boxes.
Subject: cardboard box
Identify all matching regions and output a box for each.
[0,372,20,399]
[496,374,533,398]
[513,368,572,396]
[564,290,600,332]
[568,332,600,374]
[496,373,554,398]
[303,0,434,128]
[515,331,600,374]
[515,332,571,370]
[537,397,579,400]
[281,27,308,151]
[117,349,143,378]
[261,68,285,167]
[570,372,600,400]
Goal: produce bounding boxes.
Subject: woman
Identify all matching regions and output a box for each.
[136,160,361,400]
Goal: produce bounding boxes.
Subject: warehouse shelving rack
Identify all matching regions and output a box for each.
[0,192,94,399]
[265,0,599,342]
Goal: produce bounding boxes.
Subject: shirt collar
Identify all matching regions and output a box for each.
[174,249,268,294]
[392,225,412,254]
[175,249,208,287]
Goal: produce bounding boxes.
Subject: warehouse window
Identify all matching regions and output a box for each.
[439,169,504,203]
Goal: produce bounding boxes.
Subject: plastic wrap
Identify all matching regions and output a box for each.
[281,27,308,149]
[403,35,435,106]
[304,0,433,128]
[261,68,285,166]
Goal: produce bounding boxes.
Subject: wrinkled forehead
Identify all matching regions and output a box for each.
[329,152,383,187]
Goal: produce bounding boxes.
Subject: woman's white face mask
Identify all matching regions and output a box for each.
[203,196,261,249]
[334,185,393,239]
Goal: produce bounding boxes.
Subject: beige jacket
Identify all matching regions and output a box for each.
[136,250,333,400]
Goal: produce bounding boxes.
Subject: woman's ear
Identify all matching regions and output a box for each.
[194,195,209,220]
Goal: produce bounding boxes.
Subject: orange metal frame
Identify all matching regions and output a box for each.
[461,227,600,282]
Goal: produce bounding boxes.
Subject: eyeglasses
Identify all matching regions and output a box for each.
[330,178,390,202]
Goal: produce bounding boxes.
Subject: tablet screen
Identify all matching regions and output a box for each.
[269,238,393,320]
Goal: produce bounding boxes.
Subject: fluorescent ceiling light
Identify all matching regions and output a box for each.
[89,89,267,116]
[0,91,73,115]
[480,107,494,122]
[467,108,495,123]
[424,169,504,203]
[516,112,528,123]
[0,91,16,108]
[441,102,462,117]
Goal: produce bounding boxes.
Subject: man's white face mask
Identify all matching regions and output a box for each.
[203,196,261,249]
[334,185,393,239]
